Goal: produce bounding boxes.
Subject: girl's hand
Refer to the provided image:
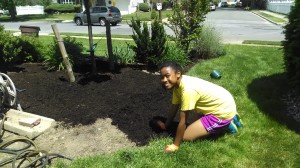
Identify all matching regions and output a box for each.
[164,144,179,153]
[157,120,166,130]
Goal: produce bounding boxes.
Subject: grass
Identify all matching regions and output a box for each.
[52,44,300,168]
[58,33,132,39]
[38,35,134,57]
[242,40,282,46]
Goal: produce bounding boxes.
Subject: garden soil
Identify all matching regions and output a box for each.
[0,62,178,159]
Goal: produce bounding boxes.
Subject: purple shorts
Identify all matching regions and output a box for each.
[200,114,233,134]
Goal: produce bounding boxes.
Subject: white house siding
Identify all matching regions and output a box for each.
[266,0,294,14]
[112,0,143,15]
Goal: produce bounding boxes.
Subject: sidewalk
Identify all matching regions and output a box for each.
[251,10,288,26]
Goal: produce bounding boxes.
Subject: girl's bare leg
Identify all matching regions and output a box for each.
[183,120,210,141]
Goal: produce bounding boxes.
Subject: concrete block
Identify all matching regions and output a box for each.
[1,109,56,139]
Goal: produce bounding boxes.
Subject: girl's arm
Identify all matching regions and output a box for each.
[173,111,188,146]
[165,104,180,129]
[165,111,189,153]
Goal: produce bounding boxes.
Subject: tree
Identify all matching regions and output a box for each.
[166,0,208,53]
[283,0,300,87]
[0,0,17,20]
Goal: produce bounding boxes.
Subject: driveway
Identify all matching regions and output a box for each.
[205,8,285,43]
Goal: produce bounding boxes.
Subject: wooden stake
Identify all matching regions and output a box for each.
[51,24,75,83]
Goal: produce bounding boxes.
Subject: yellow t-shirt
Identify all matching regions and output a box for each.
[172,75,236,120]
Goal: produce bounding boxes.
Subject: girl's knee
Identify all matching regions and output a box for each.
[183,134,196,141]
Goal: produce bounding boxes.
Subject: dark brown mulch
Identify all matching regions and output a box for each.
[0,62,174,146]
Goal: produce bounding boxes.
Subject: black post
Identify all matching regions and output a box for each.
[84,0,97,75]
[158,0,162,21]
[106,20,114,71]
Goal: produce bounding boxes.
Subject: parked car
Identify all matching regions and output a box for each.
[0,9,9,16]
[221,2,228,7]
[74,6,122,26]
[209,2,216,11]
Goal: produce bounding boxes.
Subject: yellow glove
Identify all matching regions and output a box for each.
[165,144,179,153]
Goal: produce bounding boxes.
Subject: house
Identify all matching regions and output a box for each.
[52,0,145,15]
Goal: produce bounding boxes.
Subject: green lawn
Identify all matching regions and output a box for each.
[252,11,288,25]
[52,44,300,168]
[242,40,282,46]
[38,35,134,57]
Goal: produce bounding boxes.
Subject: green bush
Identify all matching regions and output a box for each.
[43,36,84,71]
[191,24,226,59]
[44,4,79,14]
[0,25,44,64]
[129,18,151,64]
[283,0,300,87]
[129,18,167,70]
[148,18,167,70]
[138,3,150,12]
[160,42,190,68]
[113,44,135,65]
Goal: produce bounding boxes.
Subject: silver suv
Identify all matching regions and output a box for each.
[74,6,122,26]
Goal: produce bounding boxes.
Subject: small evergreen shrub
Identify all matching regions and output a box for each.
[191,24,226,59]
[148,18,167,70]
[138,3,150,12]
[283,0,300,87]
[43,36,84,71]
[129,18,167,70]
[129,18,151,64]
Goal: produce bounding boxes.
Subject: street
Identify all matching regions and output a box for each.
[1,8,285,43]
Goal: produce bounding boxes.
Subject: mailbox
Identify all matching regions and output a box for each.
[19,25,40,37]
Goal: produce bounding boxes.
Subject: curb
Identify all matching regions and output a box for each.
[251,11,286,26]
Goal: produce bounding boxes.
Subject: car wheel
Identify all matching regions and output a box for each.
[75,18,83,26]
[99,18,106,26]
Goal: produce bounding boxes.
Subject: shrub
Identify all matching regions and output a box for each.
[138,3,150,12]
[160,42,190,68]
[191,24,226,59]
[129,18,167,70]
[151,10,158,19]
[44,4,78,14]
[148,18,167,70]
[43,36,84,71]
[283,0,300,87]
[129,18,151,64]
[0,25,45,64]
[113,44,135,65]
[166,0,208,53]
